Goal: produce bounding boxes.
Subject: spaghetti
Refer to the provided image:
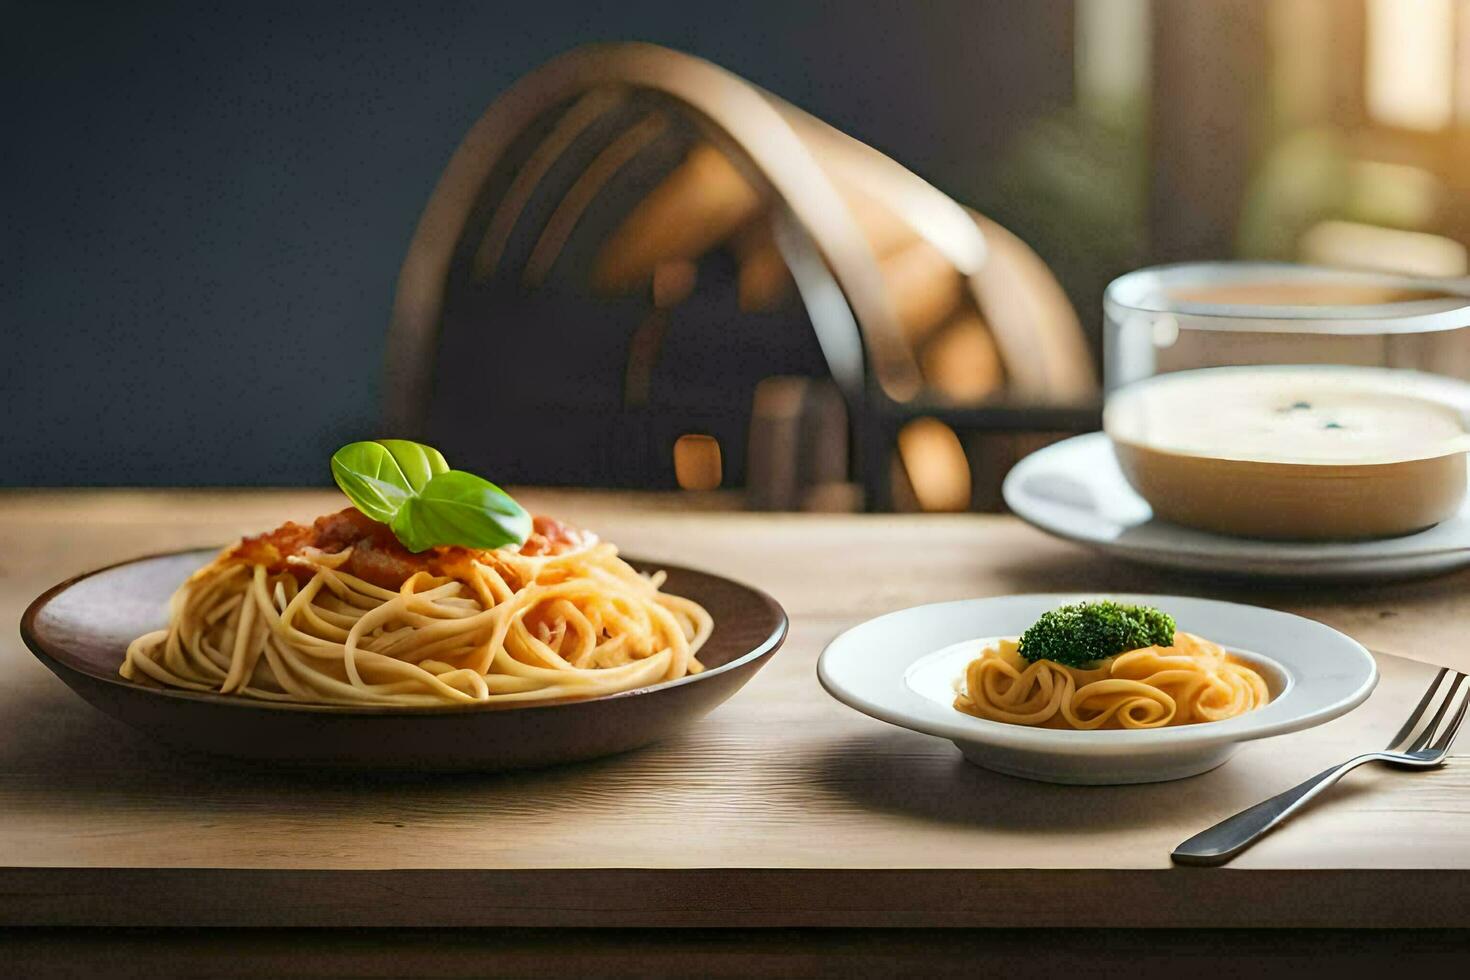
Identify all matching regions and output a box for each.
[953,633,1269,730]
[122,508,712,707]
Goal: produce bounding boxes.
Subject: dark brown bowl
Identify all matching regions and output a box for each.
[20,549,786,771]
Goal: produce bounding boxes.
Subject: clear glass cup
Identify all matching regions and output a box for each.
[1103,261,1470,392]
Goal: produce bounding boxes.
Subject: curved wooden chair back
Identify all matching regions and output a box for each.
[384,42,1095,499]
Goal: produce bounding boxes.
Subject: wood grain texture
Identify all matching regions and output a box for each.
[3,489,1470,928]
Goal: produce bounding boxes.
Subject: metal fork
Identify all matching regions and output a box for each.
[1172,667,1469,866]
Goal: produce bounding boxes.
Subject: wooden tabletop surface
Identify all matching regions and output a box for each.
[2,489,1469,929]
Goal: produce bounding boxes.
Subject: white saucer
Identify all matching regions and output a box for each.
[1003,432,1470,581]
[817,593,1377,784]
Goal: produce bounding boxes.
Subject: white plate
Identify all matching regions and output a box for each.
[818,593,1377,784]
[1003,432,1470,581]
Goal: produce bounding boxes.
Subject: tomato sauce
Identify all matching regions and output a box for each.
[227,508,591,589]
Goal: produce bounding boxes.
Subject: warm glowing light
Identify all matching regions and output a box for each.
[673,434,723,491]
[1345,160,1443,229]
[1075,0,1151,118]
[1366,0,1454,131]
[897,418,971,512]
[1298,220,1468,277]
[919,314,1004,403]
[1459,0,1470,123]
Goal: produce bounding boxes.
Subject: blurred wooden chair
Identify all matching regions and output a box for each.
[384,42,1098,511]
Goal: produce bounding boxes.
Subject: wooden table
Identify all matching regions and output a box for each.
[3,490,1469,970]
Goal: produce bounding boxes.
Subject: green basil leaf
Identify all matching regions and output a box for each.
[388,470,532,553]
[373,439,449,492]
[330,440,528,553]
[330,440,449,523]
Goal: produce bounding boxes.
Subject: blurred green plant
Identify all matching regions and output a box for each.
[1238,127,1445,260]
[980,104,1148,347]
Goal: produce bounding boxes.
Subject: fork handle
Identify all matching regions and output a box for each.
[1171,753,1382,866]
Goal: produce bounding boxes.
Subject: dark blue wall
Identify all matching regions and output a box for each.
[3,0,1072,485]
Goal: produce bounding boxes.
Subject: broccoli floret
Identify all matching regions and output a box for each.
[1017,601,1176,668]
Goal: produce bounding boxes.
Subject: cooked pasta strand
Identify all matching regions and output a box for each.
[122,539,712,707]
[954,633,1269,729]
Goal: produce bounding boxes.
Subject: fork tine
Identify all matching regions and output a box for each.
[1409,672,1468,753]
[1428,674,1470,754]
[1388,667,1450,751]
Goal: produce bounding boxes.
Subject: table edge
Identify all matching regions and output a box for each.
[3,867,1468,929]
